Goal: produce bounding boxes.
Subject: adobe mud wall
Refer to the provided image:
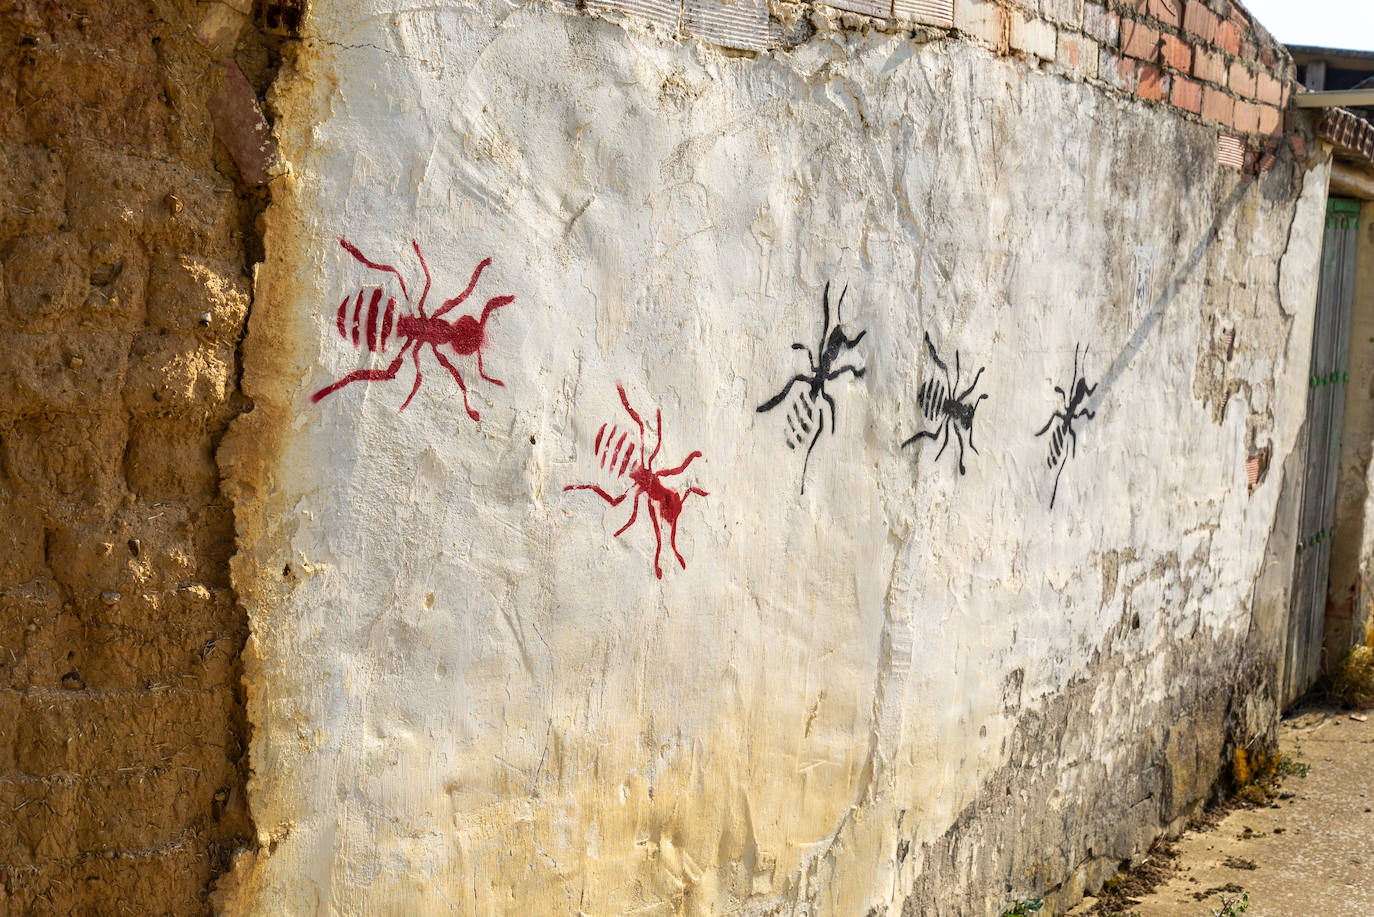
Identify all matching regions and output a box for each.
[0,1,263,913]
[218,0,1326,914]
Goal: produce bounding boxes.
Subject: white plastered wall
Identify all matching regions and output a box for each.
[220,1,1329,913]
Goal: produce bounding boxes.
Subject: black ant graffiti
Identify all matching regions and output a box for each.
[900,331,987,475]
[1035,343,1097,508]
[756,282,867,494]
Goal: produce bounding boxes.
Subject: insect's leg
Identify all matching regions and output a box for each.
[476,349,504,387]
[900,428,939,449]
[1050,456,1066,509]
[758,375,811,413]
[1066,424,1079,458]
[668,516,687,569]
[792,343,817,373]
[669,493,705,570]
[933,420,951,462]
[310,342,412,403]
[562,483,630,506]
[339,238,409,301]
[1034,410,1068,437]
[398,346,425,412]
[658,450,702,478]
[1074,407,1097,422]
[613,490,643,537]
[957,366,985,401]
[952,424,967,475]
[412,240,431,316]
[647,500,664,580]
[432,348,480,422]
[825,365,866,381]
[838,328,867,349]
[800,403,826,495]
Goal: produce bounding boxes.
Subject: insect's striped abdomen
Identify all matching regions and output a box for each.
[334,287,399,353]
[918,377,948,424]
[592,423,640,479]
[782,387,820,450]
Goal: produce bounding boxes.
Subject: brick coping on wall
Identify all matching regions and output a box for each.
[560,0,1303,171]
[1319,107,1374,167]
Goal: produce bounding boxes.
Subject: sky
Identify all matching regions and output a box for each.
[1240,0,1374,51]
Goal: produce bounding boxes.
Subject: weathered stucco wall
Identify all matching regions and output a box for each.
[220,1,1327,913]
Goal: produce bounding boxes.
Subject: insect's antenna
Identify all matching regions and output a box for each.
[650,409,663,466]
[923,332,949,374]
[480,295,515,328]
[835,284,848,324]
[617,382,647,458]
[821,282,832,341]
[340,237,409,301]
[412,240,431,315]
[434,257,492,318]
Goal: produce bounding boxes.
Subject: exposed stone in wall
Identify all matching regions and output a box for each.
[0,1,262,912]
[217,0,1329,912]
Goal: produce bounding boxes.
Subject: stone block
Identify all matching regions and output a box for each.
[1202,86,1233,123]
[1082,1,1118,45]
[1039,0,1082,27]
[1182,1,1217,40]
[1233,99,1260,133]
[1160,33,1191,71]
[208,60,276,185]
[1258,104,1281,135]
[1171,76,1202,113]
[1255,72,1282,106]
[1229,61,1256,97]
[1057,33,1100,78]
[1216,18,1240,53]
[1121,19,1160,60]
[955,0,1006,45]
[1147,0,1179,27]
[1010,10,1057,62]
[1137,62,1167,100]
[1101,50,1139,92]
[1192,47,1225,84]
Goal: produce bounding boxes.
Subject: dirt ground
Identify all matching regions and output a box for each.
[1069,708,1374,917]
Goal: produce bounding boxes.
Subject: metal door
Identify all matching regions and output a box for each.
[1284,198,1360,705]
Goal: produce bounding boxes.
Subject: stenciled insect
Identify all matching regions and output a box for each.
[1035,343,1097,508]
[311,237,514,420]
[565,383,708,580]
[900,331,988,475]
[756,281,867,494]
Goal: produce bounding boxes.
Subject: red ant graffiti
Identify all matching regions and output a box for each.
[311,238,514,419]
[564,383,708,579]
